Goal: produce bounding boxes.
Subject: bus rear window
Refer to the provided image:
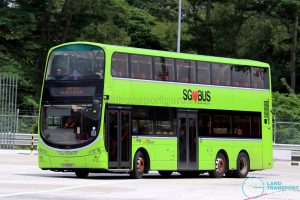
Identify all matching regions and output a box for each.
[46,44,104,81]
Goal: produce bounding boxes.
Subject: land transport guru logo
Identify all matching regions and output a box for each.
[182,89,211,102]
[242,178,299,199]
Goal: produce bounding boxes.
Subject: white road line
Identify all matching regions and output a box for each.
[0,180,130,198]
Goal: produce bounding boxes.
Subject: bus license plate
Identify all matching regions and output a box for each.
[61,164,75,168]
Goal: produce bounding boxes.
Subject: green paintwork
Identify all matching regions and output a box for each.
[38,42,273,172]
[131,137,177,170]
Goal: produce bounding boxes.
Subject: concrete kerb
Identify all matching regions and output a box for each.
[0,149,37,155]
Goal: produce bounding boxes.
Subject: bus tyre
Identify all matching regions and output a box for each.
[130,151,145,179]
[75,170,89,178]
[235,152,249,178]
[209,152,227,178]
[158,171,173,177]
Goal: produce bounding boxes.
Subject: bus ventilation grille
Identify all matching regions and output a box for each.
[264,100,269,124]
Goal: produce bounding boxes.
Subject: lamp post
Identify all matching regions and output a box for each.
[177,0,182,53]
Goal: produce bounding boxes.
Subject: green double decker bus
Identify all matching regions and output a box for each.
[38,42,273,178]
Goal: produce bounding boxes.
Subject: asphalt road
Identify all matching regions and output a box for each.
[0,150,299,200]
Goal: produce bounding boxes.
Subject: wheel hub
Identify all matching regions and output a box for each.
[137,157,145,173]
[215,157,225,173]
[239,157,247,174]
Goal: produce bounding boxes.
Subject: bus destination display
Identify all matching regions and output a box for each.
[50,87,95,97]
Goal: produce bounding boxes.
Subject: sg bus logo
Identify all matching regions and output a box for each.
[183,89,211,102]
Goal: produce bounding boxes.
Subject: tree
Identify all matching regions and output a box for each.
[260,0,300,91]
[2,0,300,114]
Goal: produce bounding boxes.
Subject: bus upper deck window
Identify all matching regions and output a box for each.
[112,53,129,78]
[251,67,269,89]
[176,59,196,83]
[46,44,104,81]
[130,55,152,80]
[197,62,210,84]
[232,66,250,88]
[154,57,175,82]
[211,63,231,86]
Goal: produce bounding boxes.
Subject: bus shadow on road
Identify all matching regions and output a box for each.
[14,172,273,180]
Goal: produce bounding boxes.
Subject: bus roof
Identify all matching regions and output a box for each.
[51,41,270,68]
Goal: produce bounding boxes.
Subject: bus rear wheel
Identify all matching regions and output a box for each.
[235,152,249,178]
[209,152,227,178]
[75,170,89,178]
[130,151,145,179]
[158,171,173,177]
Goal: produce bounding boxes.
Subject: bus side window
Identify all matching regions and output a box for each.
[251,115,261,138]
[232,66,250,88]
[212,63,230,86]
[262,68,269,89]
[176,59,196,83]
[130,55,152,80]
[211,115,231,136]
[198,114,211,136]
[111,53,129,78]
[233,115,251,137]
[197,62,210,84]
[154,107,175,135]
[154,57,175,82]
[132,106,154,135]
[251,67,269,89]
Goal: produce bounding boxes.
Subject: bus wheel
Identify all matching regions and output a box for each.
[209,152,226,178]
[130,151,145,179]
[75,170,89,178]
[235,152,249,178]
[158,171,173,177]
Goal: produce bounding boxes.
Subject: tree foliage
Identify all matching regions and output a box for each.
[0,0,300,113]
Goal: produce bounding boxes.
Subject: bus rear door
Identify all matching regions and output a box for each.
[177,110,198,170]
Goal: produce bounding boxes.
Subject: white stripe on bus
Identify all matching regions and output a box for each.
[112,77,269,91]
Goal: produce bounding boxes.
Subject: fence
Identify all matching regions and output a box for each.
[17,115,38,133]
[273,118,300,161]
[0,114,37,149]
[0,74,18,149]
[273,119,300,145]
[0,133,38,147]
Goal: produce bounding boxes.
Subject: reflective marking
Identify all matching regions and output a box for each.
[0,180,130,198]
[132,136,177,140]
[199,137,262,142]
[112,77,269,91]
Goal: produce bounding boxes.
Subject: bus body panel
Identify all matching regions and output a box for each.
[198,139,263,170]
[38,141,109,170]
[262,116,273,169]
[106,78,269,112]
[132,137,177,170]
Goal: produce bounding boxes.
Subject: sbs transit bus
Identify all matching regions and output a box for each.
[38,42,273,178]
